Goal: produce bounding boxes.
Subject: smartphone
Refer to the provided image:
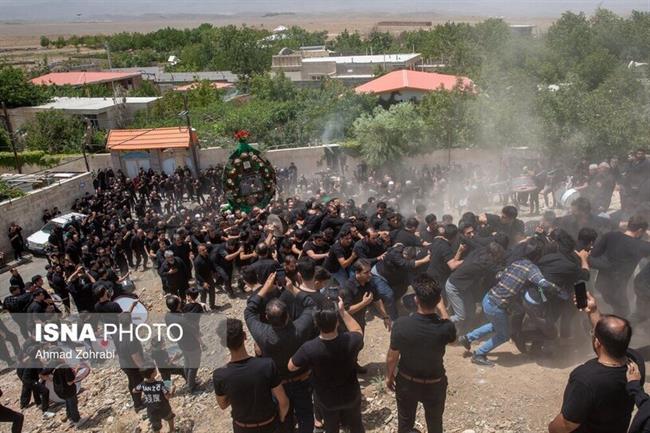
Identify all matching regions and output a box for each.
[324,287,340,301]
[574,281,588,309]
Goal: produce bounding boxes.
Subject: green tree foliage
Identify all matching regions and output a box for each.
[22,110,85,153]
[39,36,50,47]
[418,84,477,153]
[0,66,49,108]
[351,103,425,168]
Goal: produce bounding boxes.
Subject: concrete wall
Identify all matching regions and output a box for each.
[0,172,95,256]
[0,154,113,175]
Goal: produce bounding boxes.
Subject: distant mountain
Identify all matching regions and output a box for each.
[2,0,648,21]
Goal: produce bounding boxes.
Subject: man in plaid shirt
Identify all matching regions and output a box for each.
[458,238,560,367]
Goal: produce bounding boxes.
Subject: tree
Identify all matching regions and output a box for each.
[351,103,425,168]
[418,84,477,161]
[0,66,49,108]
[22,110,85,154]
[39,36,50,47]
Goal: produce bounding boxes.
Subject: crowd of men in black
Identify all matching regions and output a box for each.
[1,149,650,433]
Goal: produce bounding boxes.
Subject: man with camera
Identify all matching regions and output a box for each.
[548,291,645,433]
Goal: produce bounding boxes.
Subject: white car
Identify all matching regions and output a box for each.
[26,212,87,254]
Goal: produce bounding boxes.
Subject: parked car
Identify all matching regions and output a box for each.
[26,212,87,254]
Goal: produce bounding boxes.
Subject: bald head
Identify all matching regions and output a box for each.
[595,315,632,359]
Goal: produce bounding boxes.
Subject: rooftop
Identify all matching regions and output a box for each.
[302,53,420,64]
[110,68,238,83]
[107,127,194,151]
[31,71,141,86]
[355,69,474,94]
[174,82,234,92]
[32,97,159,112]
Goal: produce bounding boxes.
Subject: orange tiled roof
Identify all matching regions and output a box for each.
[31,71,141,86]
[106,127,192,151]
[355,69,474,94]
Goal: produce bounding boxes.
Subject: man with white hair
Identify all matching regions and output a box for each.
[159,250,190,298]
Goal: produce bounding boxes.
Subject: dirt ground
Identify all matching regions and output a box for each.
[0,12,556,48]
[1,258,648,433]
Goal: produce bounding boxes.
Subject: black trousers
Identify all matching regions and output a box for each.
[19,380,44,409]
[320,396,364,433]
[134,248,148,269]
[0,404,23,433]
[396,374,447,433]
[159,367,186,382]
[122,368,144,409]
[200,282,216,307]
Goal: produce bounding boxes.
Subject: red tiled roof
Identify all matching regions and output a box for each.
[355,69,474,94]
[31,71,141,86]
[106,127,193,151]
[174,82,234,92]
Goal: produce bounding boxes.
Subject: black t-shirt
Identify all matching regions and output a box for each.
[591,231,650,285]
[448,248,501,293]
[391,229,422,247]
[302,241,329,265]
[341,278,379,328]
[291,332,364,409]
[425,238,455,286]
[42,366,76,399]
[114,337,144,368]
[390,313,456,379]
[135,380,171,414]
[561,349,645,433]
[94,300,123,313]
[323,241,353,273]
[212,357,280,424]
[352,239,385,265]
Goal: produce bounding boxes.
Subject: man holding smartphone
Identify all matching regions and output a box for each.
[548,292,645,433]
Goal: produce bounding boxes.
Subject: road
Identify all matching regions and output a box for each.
[0,256,49,300]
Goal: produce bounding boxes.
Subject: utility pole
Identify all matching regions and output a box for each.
[82,118,92,172]
[182,94,200,178]
[1,101,22,174]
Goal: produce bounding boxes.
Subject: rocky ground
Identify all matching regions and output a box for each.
[2,262,648,433]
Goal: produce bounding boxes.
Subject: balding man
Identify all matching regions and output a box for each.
[548,292,645,433]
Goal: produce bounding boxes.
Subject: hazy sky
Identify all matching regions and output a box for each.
[1,0,649,21]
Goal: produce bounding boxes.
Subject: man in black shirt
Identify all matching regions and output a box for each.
[193,243,217,309]
[590,215,650,316]
[302,233,330,265]
[549,292,645,433]
[386,275,455,433]
[244,272,315,433]
[342,260,391,332]
[478,205,525,247]
[289,299,365,433]
[324,227,357,287]
[425,224,464,288]
[249,242,280,285]
[391,217,424,247]
[159,250,190,299]
[372,244,431,321]
[131,229,148,271]
[352,228,386,267]
[213,318,289,433]
[40,358,86,427]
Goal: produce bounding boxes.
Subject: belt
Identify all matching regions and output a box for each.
[282,370,311,384]
[233,415,276,428]
[398,371,442,384]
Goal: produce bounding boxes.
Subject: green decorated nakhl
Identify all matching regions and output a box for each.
[222,130,277,213]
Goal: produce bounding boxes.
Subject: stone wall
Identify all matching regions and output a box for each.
[0,173,95,257]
